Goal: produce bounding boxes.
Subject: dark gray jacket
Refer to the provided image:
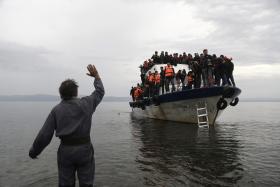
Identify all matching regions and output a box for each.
[29,79,105,158]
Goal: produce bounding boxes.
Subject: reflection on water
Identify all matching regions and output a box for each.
[130,116,243,186]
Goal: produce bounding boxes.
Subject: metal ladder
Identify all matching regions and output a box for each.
[196,103,209,127]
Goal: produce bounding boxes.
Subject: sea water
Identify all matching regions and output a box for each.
[0,101,279,186]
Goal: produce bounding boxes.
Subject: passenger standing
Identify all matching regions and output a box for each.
[212,54,220,86]
[160,51,165,64]
[169,54,174,65]
[164,52,169,64]
[160,67,165,94]
[192,61,202,88]
[140,65,146,85]
[225,57,236,86]
[201,49,212,87]
[164,63,175,92]
[187,53,193,66]
[220,56,229,86]
[143,60,149,71]
[182,52,188,65]
[134,86,143,101]
[181,69,187,87]
[154,71,161,95]
[151,51,160,64]
[175,70,182,91]
[173,53,179,66]
[130,86,136,101]
[147,71,155,97]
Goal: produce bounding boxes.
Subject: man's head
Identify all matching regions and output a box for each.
[59,79,78,100]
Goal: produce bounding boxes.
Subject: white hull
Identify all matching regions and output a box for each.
[131,96,233,125]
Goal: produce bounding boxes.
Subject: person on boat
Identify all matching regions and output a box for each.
[192,61,202,88]
[143,60,149,71]
[218,55,229,86]
[160,66,165,94]
[181,52,188,65]
[134,85,144,100]
[172,53,179,66]
[187,53,193,65]
[29,64,105,187]
[175,70,182,91]
[151,51,160,64]
[181,69,187,87]
[140,67,146,85]
[148,59,154,69]
[169,54,174,65]
[147,71,155,97]
[164,63,175,93]
[154,71,161,95]
[159,51,165,64]
[164,51,169,64]
[201,49,212,87]
[212,54,220,86]
[224,57,236,86]
[186,71,194,89]
[130,86,136,101]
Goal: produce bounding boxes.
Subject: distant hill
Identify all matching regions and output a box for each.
[0,95,130,102]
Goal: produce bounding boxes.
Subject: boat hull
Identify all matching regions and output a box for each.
[130,86,241,125]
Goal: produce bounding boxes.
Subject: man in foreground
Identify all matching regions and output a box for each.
[29,64,105,187]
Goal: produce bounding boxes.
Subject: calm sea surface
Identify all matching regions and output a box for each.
[0,101,279,187]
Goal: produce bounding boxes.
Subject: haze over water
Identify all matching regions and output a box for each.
[0,101,279,186]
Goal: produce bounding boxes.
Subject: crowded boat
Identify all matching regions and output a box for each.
[130,49,236,101]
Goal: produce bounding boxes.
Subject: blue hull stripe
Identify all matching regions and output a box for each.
[158,86,241,104]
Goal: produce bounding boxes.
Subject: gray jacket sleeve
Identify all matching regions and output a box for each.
[80,79,105,114]
[29,111,56,158]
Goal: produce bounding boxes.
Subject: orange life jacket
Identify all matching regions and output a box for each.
[148,74,154,82]
[134,87,143,98]
[165,66,174,77]
[154,74,161,84]
[187,75,193,82]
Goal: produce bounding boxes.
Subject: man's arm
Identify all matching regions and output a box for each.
[29,111,56,159]
[80,65,105,114]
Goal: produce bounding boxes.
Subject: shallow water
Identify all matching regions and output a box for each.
[0,101,279,186]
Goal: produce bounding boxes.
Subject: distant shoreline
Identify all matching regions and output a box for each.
[0,95,130,102]
[0,95,279,102]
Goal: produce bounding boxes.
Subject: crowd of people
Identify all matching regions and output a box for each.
[130,49,236,101]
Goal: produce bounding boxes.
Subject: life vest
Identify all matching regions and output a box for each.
[148,74,154,82]
[187,75,193,82]
[134,87,143,98]
[154,74,161,84]
[165,66,174,77]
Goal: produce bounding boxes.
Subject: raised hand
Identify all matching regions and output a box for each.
[87,64,100,79]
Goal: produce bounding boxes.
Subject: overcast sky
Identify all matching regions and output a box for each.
[0,0,279,98]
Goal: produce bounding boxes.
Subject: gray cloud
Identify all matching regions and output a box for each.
[0,0,279,97]
[0,41,52,71]
[140,0,280,65]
